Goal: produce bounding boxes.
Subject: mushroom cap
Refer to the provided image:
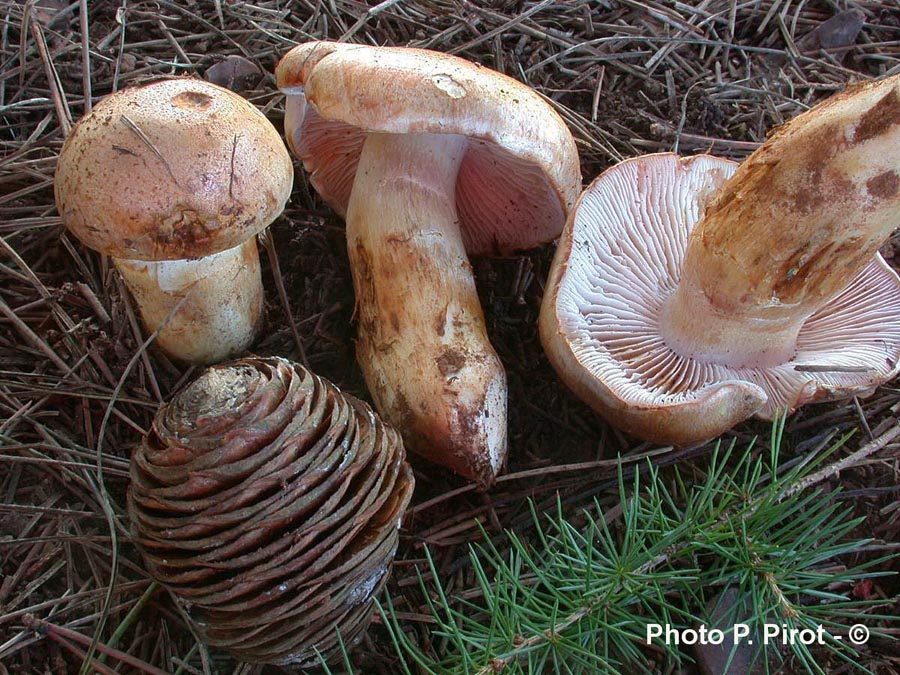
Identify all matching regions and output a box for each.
[55,78,294,261]
[275,41,581,256]
[540,153,900,445]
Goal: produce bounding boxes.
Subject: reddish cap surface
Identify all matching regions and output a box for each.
[276,41,581,256]
[55,78,293,261]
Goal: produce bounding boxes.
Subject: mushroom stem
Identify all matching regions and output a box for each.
[114,239,263,364]
[660,76,900,369]
[346,132,507,486]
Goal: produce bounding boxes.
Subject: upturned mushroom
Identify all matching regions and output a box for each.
[540,75,900,445]
[276,42,581,485]
[55,78,293,364]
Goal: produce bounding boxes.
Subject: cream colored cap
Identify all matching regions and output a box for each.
[55,78,293,261]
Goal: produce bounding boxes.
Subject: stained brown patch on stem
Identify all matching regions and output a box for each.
[852,88,900,144]
[866,171,900,200]
[436,348,466,377]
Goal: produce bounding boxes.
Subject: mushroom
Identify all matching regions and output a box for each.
[540,75,900,445]
[128,357,414,666]
[276,42,581,485]
[55,78,293,364]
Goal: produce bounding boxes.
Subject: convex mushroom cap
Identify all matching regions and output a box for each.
[540,76,900,445]
[276,42,581,485]
[55,78,293,363]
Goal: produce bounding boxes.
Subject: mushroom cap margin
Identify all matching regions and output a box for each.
[276,41,581,256]
[540,152,900,446]
[55,78,294,261]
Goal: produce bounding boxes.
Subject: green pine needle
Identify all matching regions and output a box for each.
[377,418,896,674]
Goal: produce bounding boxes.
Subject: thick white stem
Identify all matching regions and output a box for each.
[661,76,900,369]
[114,238,263,364]
[659,274,802,368]
[346,132,507,486]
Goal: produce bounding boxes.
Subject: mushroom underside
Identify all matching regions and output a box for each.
[553,154,900,423]
[286,100,566,256]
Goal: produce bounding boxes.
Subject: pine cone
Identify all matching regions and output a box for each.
[128,357,414,666]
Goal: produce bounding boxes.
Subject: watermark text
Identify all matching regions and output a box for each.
[646,623,869,646]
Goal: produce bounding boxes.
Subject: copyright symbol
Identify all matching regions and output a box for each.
[848,624,869,645]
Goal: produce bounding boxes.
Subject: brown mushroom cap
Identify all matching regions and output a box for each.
[275,41,581,256]
[55,78,293,261]
[540,153,900,445]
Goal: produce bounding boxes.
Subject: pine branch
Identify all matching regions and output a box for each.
[380,417,898,674]
[780,421,900,500]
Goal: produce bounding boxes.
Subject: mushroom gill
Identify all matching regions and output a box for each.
[542,153,900,445]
